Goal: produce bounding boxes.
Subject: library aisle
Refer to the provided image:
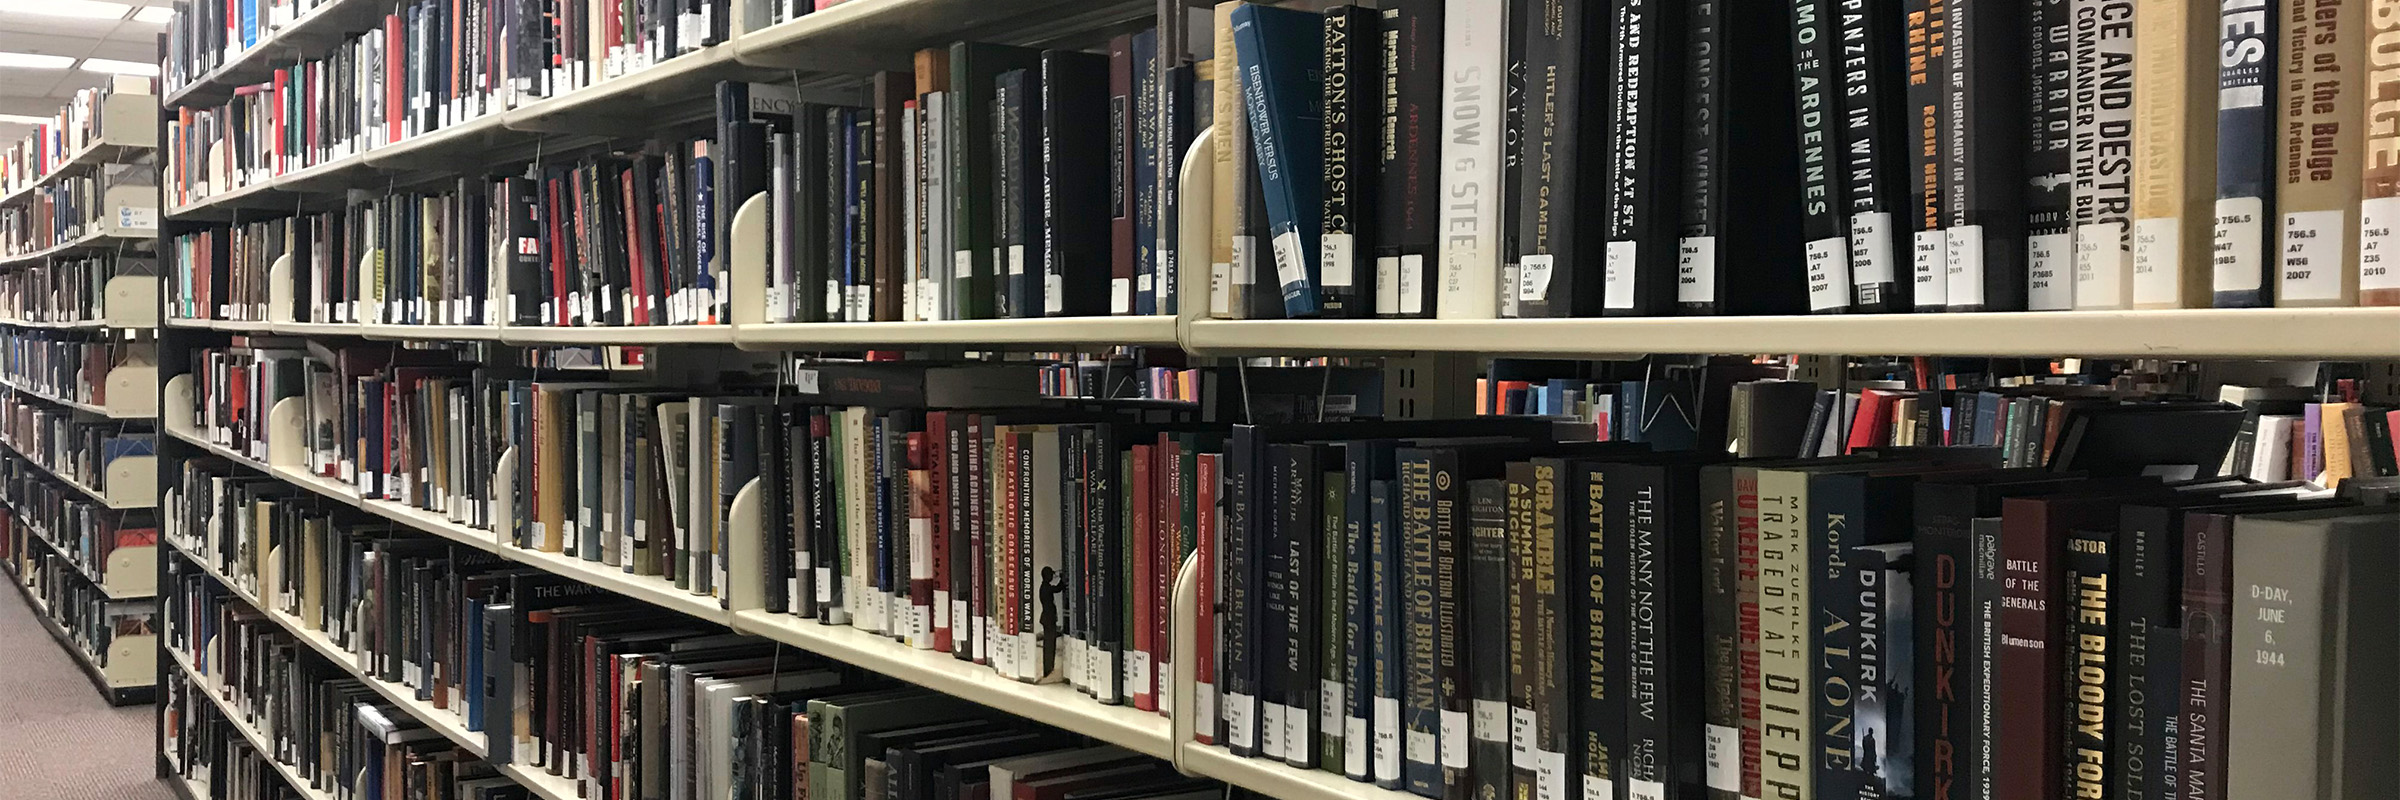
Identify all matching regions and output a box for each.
[0,583,170,800]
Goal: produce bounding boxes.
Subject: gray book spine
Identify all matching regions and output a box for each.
[2226,513,2400,800]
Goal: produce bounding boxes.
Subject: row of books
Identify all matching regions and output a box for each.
[0,394,157,492]
[0,253,154,325]
[2214,384,2400,487]
[163,669,530,800]
[0,162,159,257]
[1037,361,1208,406]
[1,465,158,587]
[5,514,156,664]
[161,0,347,94]
[1191,0,2400,320]
[731,32,1197,324]
[0,80,155,197]
[160,496,1245,800]
[0,336,148,411]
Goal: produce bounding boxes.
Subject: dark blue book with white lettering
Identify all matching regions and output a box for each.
[1230,3,1328,318]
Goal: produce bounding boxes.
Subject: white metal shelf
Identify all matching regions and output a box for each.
[0,225,156,267]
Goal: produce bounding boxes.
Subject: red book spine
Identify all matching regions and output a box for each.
[385,16,404,144]
[966,414,987,664]
[1158,435,1184,713]
[928,412,953,653]
[1734,470,1764,800]
[618,167,648,325]
[2177,512,2234,800]
[1195,451,1219,743]
[1000,428,1020,670]
[908,431,934,648]
[1132,443,1156,709]
[271,69,288,175]
[1107,35,1136,314]
[1996,497,2070,800]
[1846,389,1897,453]
[546,176,570,325]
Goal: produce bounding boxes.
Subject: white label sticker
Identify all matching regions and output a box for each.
[1536,748,1567,800]
[933,591,951,629]
[1399,254,1426,315]
[1511,707,1535,768]
[1405,728,1437,766]
[953,250,975,280]
[2027,232,2075,310]
[1472,699,1506,743]
[1374,698,1402,781]
[1629,778,1666,800]
[1706,723,1740,791]
[1271,230,1309,292]
[1196,682,1217,739]
[2075,221,2128,307]
[1603,242,1637,309]
[1345,716,1370,777]
[1501,262,1523,317]
[1007,244,1026,276]
[2362,197,2400,291]
[1044,273,1064,314]
[1439,709,1469,768]
[1321,680,1345,732]
[1848,211,1896,300]
[1804,236,1849,311]
[1322,233,1356,287]
[1520,254,1558,302]
[1677,236,1717,304]
[1227,693,1257,749]
[1260,703,1287,758]
[2281,208,2347,301]
[1375,256,1399,314]
[2132,217,2181,304]
[1946,225,1987,307]
[2215,197,2267,293]
[1129,651,1153,699]
[1284,698,1311,761]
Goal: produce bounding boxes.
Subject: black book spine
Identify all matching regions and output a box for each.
[1375,5,1407,318]
[1698,467,1741,800]
[2211,0,2274,308]
[1225,428,1261,757]
[757,404,786,614]
[1789,0,1855,313]
[1835,0,1909,312]
[1940,0,2029,311]
[1399,446,1442,797]
[1286,444,1323,770]
[1344,445,1377,779]
[1515,0,1600,318]
[1809,475,1868,800]
[1500,0,1528,320]
[1429,448,1466,799]
[1261,444,1295,759]
[1321,6,1376,318]
[1389,0,1445,318]
[1465,478,1513,800]
[1040,53,1111,317]
[2063,525,2114,800]
[789,407,816,619]
[1600,0,1685,318]
[2023,0,2073,311]
[1851,542,1917,800]
[1563,460,1608,800]
[1685,0,1807,316]
[1911,486,1988,800]
[1372,476,1404,788]
[2113,506,2180,800]
[1007,67,1047,319]
[507,176,542,324]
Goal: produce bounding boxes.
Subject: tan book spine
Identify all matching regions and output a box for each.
[538,389,566,553]
[2129,0,2218,307]
[2278,0,2366,306]
[2073,0,2139,309]
[2359,0,2400,304]
[1211,1,1247,319]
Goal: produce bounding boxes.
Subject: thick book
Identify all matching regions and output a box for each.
[2068,0,2137,311]
[1381,0,1445,318]
[1787,0,1854,313]
[1515,0,1609,318]
[1834,0,1907,312]
[1940,0,2029,311]
[1463,479,1512,800]
[1040,51,1113,317]
[1602,458,1713,800]
[1320,6,1378,318]
[2128,0,2216,308]
[1595,0,1686,317]
[1907,0,1952,311]
[2274,0,2363,307]
[1677,0,1804,316]
[2224,507,2400,800]
[1996,490,2148,800]
[1231,3,1328,318]
[2213,0,2276,307]
[2362,1,2400,306]
[2176,509,2237,800]
[1434,0,1505,319]
[2023,0,2073,311]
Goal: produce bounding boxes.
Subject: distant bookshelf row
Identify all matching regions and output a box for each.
[0,336,160,420]
[1,499,157,704]
[0,81,157,206]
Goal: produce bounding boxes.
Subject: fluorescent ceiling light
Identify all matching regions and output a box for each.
[130,5,173,22]
[0,52,74,69]
[0,0,133,19]
[0,113,49,124]
[79,57,156,76]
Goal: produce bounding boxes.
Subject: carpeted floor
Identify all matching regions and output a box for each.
[0,577,173,800]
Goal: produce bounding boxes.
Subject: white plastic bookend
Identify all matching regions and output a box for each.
[267,397,307,470]
[728,191,770,327]
[492,447,518,550]
[106,453,158,509]
[267,253,296,324]
[1169,551,1201,775]
[102,275,158,329]
[1176,125,1214,329]
[104,632,157,688]
[105,362,158,419]
[724,477,764,612]
[104,543,157,598]
[163,374,196,433]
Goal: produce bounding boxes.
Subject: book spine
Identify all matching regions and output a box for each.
[1594,0,1684,317]
[2176,513,2231,800]
[2213,0,2276,307]
[1834,0,1905,312]
[1676,0,1723,314]
[1429,450,1465,798]
[2069,0,2136,310]
[1735,469,1766,800]
[2275,0,2363,306]
[2062,526,2114,800]
[1133,29,1163,316]
[2362,0,2400,305]
[1285,446,1322,768]
[1615,464,1670,800]
[2024,0,2074,311]
[1389,0,1444,318]
[2128,0,2216,308]
[1372,477,1404,787]
[1808,477,1865,800]
[1232,6,1327,319]
[1225,430,1259,756]
[1399,449,1442,797]
[1912,490,1986,800]
[1790,0,1855,313]
[1942,0,2030,310]
[1345,448,1376,780]
[1433,0,1504,319]
[1699,470,1741,800]
[1321,6,1375,318]
[1212,7,1247,319]
[1995,505,2063,800]
[1518,0,1598,318]
[1851,543,1916,800]
[1548,461,1595,800]
[1259,445,1292,758]
[1754,469,1810,800]
[2113,507,2177,800]
[1504,463,1537,800]
[1464,480,1511,800]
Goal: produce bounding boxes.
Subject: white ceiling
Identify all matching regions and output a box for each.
[0,0,171,142]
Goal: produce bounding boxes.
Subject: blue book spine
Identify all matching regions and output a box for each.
[464,597,485,730]
[1369,476,1401,788]
[694,144,717,322]
[241,0,258,48]
[1131,28,1161,316]
[1231,4,1328,318]
[2213,0,2274,307]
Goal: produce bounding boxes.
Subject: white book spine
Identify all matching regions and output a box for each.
[1433,0,1507,319]
[2070,0,2136,309]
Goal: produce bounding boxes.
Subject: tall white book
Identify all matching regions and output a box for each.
[1434,0,1506,319]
